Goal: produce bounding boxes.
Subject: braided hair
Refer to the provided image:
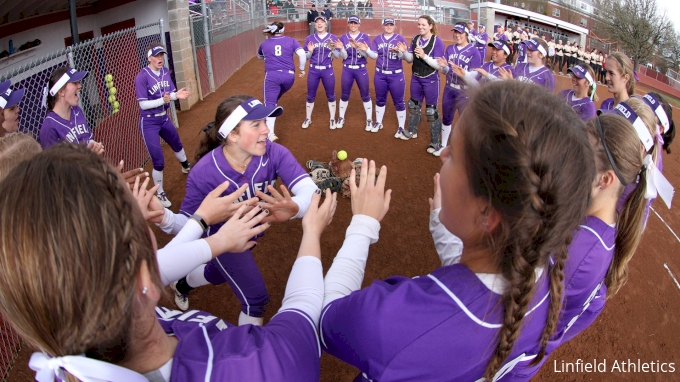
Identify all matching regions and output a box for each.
[461,81,595,379]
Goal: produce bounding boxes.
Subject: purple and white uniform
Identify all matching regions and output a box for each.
[600,97,615,110]
[304,33,339,103]
[258,36,304,106]
[441,43,482,125]
[516,41,527,64]
[559,90,596,121]
[476,61,513,85]
[135,67,184,171]
[180,141,309,318]
[371,33,408,111]
[408,35,445,106]
[39,106,93,149]
[153,307,320,381]
[339,32,371,102]
[512,63,555,91]
[510,216,615,379]
[474,31,489,59]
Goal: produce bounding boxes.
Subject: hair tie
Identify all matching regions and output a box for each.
[595,116,627,185]
[590,82,597,101]
[641,154,675,208]
[633,70,640,81]
[29,352,147,382]
[41,86,49,108]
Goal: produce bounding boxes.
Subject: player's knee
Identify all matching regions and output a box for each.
[341,94,350,102]
[361,95,371,103]
[426,105,439,121]
[244,293,271,317]
[408,98,420,114]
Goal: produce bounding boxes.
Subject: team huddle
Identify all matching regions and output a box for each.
[0,13,677,382]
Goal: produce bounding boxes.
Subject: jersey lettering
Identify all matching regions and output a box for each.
[65,124,89,143]
[274,45,282,56]
[149,80,170,95]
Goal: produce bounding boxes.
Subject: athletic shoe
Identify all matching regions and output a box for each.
[426,145,436,154]
[316,177,343,193]
[365,120,373,131]
[370,122,383,133]
[181,161,191,174]
[157,192,171,208]
[336,117,345,129]
[394,128,408,139]
[400,129,414,140]
[302,118,312,129]
[268,133,278,142]
[330,119,336,130]
[171,281,189,311]
[432,146,445,157]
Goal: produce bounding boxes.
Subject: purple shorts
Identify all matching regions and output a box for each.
[307,67,336,103]
[410,73,440,106]
[442,86,469,125]
[374,70,405,111]
[264,70,295,106]
[139,113,184,171]
[341,66,371,102]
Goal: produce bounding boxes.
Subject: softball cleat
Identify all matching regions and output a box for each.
[302,118,312,129]
[330,119,336,130]
[370,122,383,133]
[157,192,171,208]
[171,281,189,311]
[365,119,373,131]
[336,117,345,129]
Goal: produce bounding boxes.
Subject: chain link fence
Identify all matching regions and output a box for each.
[0,21,165,172]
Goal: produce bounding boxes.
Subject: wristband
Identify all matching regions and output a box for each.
[191,214,208,231]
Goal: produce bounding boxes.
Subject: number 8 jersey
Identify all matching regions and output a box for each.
[257,36,303,73]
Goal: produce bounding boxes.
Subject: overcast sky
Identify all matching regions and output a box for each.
[656,0,680,31]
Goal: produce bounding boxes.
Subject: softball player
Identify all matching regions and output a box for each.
[433,23,482,156]
[356,18,408,135]
[451,40,512,88]
[135,43,191,208]
[320,81,595,381]
[474,25,488,60]
[499,38,555,91]
[401,15,445,148]
[600,52,635,110]
[0,143,335,382]
[558,64,597,121]
[514,30,528,65]
[174,95,317,326]
[258,21,307,141]
[0,83,24,135]
[646,92,675,154]
[40,67,104,152]
[336,15,373,131]
[563,41,573,69]
[302,16,340,130]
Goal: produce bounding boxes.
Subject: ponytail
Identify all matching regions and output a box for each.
[194,94,251,163]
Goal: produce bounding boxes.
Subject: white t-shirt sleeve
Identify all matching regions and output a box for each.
[290,177,318,219]
[429,208,463,266]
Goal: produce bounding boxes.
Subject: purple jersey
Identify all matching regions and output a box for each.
[180,141,309,234]
[444,43,482,86]
[135,67,177,115]
[39,106,93,149]
[513,63,555,91]
[372,33,407,72]
[495,32,509,42]
[475,32,488,50]
[339,32,370,66]
[600,97,615,110]
[258,36,303,72]
[304,33,339,68]
[516,41,527,64]
[320,264,551,381]
[155,307,320,381]
[477,61,513,85]
[559,90,596,121]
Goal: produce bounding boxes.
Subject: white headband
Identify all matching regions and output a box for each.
[501,44,510,55]
[652,104,670,134]
[29,352,147,382]
[614,103,654,152]
[218,105,249,139]
[642,154,674,208]
[584,71,594,85]
[536,45,547,57]
[0,97,5,109]
[49,72,70,96]
[264,24,284,33]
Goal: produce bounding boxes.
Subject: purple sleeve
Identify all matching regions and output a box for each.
[303,36,312,53]
[544,70,555,92]
[558,89,569,101]
[293,38,302,52]
[580,101,596,121]
[469,47,483,70]
[407,36,414,53]
[431,37,445,58]
[371,36,378,51]
[258,43,264,57]
[39,118,58,149]
[135,72,148,101]
[271,143,309,189]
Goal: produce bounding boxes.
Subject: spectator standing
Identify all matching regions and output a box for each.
[366,0,373,18]
[307,4,319,35]
[322,4,334,32]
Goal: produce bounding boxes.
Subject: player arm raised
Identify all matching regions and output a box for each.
[428,173,463,265]
[295,48,307,75]
[357,41,377,59]
[399,41,413,62]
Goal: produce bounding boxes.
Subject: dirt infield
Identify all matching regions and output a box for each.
[7,37,680,381]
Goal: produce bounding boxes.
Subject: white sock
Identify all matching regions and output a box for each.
[376,105,386,123]
[152,169,165,194]
[442,124,452,147]
[339,100,349,119]
[266,117,276,135]
[173,149,187,162]
[396,110,406,129]
[363,101,373,121]
[306,102,314,120]
[186,264,210,288]
[238,311,264,326]
[328,101,337,120]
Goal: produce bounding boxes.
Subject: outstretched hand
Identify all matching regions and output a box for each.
[396,41,407,53]
[176,87,191,100]
[206,204,271,255]
[132,176,165,223]
[196,183,259,226]
[428,172,441,213]
[87,141,105,156]
[256,184,300,223]
[302,189,338,238]
[498,66,513,80]
[474,67,489,77]
[307,41,315,52]
[116,160,148,189]
[350,159,391,221]
[450,64,466,78]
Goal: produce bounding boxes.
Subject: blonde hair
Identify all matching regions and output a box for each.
[0,133,41,181]
[609,52,635,97]
[532,37,549,64]
[584,65,599,102]
[0,144,161,370]
[626,97,660,163]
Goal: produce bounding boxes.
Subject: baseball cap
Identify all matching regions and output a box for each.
[568,65,594,85]
[49,67,89,96]
[451,24,469,34]
[0,80,10,97]
[147,46,167,57]
[382,18,395,25]
[314,15,328,23]
[488,40,510,55]
[641,93,670,133]
[597,102,654,151]
[524,39,547,56]
[348,15,361,24]
[218,98,283,139]
[0,87,25,109]
[479,25,485,29]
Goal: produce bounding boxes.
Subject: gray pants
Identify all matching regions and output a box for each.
[309,23,315,35]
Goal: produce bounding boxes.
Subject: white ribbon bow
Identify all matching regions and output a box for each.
[29,352,148,382]
[41,86,49,108]
[642,154,674,209]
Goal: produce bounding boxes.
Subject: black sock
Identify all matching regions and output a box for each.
[181,160,190,168]
[175,277,194,295]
